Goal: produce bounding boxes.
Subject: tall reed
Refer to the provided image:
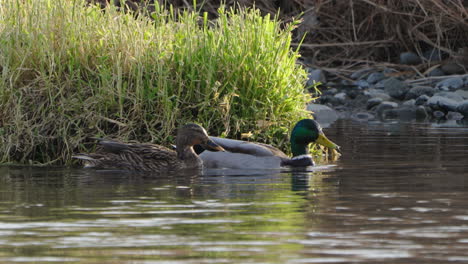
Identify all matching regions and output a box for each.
[0,0,310,164]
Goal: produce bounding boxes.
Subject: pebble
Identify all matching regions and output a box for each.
[426,95,459,112]
[456,100,468,117]
[455,90,468,99]
[403,99,415,106]
[436,77,464,91]
[367,72,385,84]
[307,69,327,86]
[427,68,445,77]
[354,79,370,89]
[405,86,435,100]
[366,98,383,110]
[350,68,373,80]
[446,111,464,120]
[365,89,391,101]
[383,77,409,99]
[415,95,430,106]
[400,52,422,65]
[433,110,445,119]
[434,91,464,102]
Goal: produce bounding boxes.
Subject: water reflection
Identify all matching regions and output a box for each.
[0,119,468,263]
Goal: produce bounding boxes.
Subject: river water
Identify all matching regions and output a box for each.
[1,119,468,263]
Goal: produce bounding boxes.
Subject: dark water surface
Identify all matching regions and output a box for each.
[1,119,468,263]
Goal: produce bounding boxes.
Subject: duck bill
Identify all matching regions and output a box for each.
[201,139,225,152]
[316,133,340,150]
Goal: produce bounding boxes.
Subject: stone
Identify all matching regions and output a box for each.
[433,110,445,119]
[400,52,422,65]
[403,99,415,106]
[383,77,409,99]
[436,77,464,91]
[441,62,465,75]
[446,111,464,120]
[322,88,338,96]
[434,92,464,102]
[415,106,428,119]
[307,69,327,86]
[334,92,347,101]
[346,89,360,99]
[426,95,459,112]
[415,95,430,106]
[317,95,342,106]
[427,68,445,77]
[365,89,391,101]
[366,98,383,110]
[366,72,385,84]
[405,86,436,100]
[350,68,373,80]
[456,100,468,117]
[455,90,468,99]
[351,112,375,122]
[383,105,418,120]
[306,103,338,128]
[354,79,370,89]
[375,101,398,117]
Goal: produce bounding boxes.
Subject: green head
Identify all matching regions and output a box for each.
[290,119,339,157]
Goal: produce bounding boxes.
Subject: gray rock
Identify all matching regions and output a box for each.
[307,69,327,86]
[427,68,445,77]
[351,112,375,122]
[350,68,373,80]
[322,88,338,96]
[427,95,459,112]
[434,91,464,102]
[433,110,445,119]
[354,79,370,89]
[441,62,465,75]
[415,106,428,119]
[383,105,418,120]
[334,92,347,101]
[367,72,385,84]
[456,100,468,117]
[400,52,422,65]
[375,101,398,117]
[383,68,398,75]
[306,103,338,127]
[436,77,464,91]
[405,86,436,100]
[455,90,468,99]
[446,111,464,120]
[403,99,415,106]
[365,89,391,101]
[383,77,409,99]
[318,95,342,106]
[367,98,383,110]
[415,94,430,106]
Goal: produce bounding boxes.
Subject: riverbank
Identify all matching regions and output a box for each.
[0,0,309,164]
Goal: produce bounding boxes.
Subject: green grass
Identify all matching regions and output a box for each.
[0,0,311,165]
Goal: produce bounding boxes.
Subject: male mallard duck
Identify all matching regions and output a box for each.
[73,123,224,172]
[198,119,339,169]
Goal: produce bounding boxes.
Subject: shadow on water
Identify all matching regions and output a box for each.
[1,119,468,263]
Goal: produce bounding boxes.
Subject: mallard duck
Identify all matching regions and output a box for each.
[73,123,224,172]
[198,119,339,169]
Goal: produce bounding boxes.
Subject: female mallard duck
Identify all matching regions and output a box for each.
[73,123,224,172]
[198,119,339,169]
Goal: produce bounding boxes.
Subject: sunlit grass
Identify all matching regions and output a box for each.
[0,0,310,164]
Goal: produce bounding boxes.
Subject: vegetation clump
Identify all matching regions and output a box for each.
[0,0,310,165]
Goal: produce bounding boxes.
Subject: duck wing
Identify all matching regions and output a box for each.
[209,137,288,158]
[75,139,180,171]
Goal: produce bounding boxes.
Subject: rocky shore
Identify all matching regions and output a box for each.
[306,51,468,125]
